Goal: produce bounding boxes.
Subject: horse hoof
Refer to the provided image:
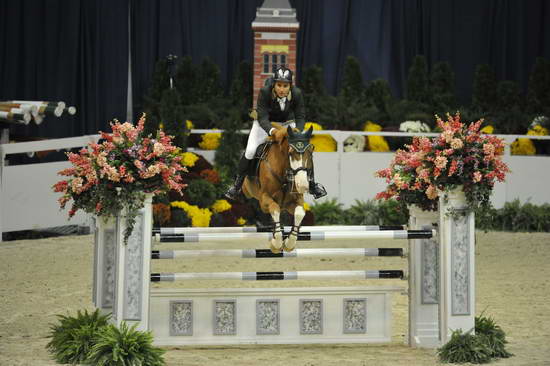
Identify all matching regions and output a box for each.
[283,238,296,252]
[270,238,282,254]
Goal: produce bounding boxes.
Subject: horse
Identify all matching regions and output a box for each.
[242,124,314,253]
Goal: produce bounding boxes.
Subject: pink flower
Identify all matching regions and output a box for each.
[435,156,448,169]
[426,185,438,200]
[473,171,482,183]
[450,138,463,149]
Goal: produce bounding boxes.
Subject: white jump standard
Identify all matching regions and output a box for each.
[151,248,405,259]
[155,229,435,243]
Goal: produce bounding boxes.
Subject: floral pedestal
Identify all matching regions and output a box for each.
[93,194,153,332]
[438,186,475,343]
[408,205,439,348]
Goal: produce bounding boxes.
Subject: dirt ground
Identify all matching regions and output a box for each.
[0,231,549,366]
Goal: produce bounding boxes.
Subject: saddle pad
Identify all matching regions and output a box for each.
[248,142,272,178]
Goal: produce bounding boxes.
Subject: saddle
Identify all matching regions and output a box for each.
[247,142,271,179]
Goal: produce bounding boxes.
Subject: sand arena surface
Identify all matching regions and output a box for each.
[0,231,549,366]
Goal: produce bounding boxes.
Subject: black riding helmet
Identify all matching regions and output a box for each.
[273,66,293,85]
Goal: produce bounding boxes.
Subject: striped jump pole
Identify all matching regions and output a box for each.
[152,248,405,259]
[151,248,405,259]
[155,229,435,243]
[150,270,405,282]
[152,225,405,235]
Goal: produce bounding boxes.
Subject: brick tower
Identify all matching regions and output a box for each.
[251,0,299,108]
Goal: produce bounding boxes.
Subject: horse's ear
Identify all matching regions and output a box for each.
[287,125,294,138]
[304,126,313,139]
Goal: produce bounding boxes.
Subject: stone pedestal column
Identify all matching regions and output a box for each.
[93,194,153,332]
[438,187,475,344]
[408,205,440,348]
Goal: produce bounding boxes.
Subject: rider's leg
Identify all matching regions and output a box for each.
[225,120,267,200]
[308,161,327,199]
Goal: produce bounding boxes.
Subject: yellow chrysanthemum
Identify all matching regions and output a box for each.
[211,199,232,213]
[159,122,164,129]
[527,126,549,136]
[303,202,310,211]
[198,132,221,150]
[237,217,247,226]
[170,201,212,227]
[181,152,199,167]
[311,135,337,152]
[510,138,536,155]
[186,120,194,130]
[304,122,323,131]
[480,125,494,134]
[363,121,389,152]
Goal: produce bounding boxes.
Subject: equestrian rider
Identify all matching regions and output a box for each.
[225,66,327,200]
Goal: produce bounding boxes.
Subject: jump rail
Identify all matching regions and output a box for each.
[152,225,405,235]
[150,270,405,282]
[151,248,405,259]
[155,229,435,243]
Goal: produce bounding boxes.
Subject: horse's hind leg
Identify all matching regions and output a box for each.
[283,204,306,252]
[260,194,283,253]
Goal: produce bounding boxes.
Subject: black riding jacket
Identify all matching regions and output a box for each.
[256,85,306,134]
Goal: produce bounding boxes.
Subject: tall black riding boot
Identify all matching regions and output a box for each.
[225,155,251,200]
[308,164,327,199]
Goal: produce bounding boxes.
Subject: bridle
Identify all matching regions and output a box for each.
[285,141,313,192]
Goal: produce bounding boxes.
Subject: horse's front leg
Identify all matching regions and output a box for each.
[283,204,305,252]
[260,193,283,253]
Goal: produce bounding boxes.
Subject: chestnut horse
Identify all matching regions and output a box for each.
[242,124,314,253]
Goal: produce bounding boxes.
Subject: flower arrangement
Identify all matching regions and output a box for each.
[181,152,200,167]
[53,115,186,242]
[399,120,431,133]
[304,122,337,152]
[211,199,232,214]
[376,113,509,211]
[364,121,390,152]
[170,201,213,227]
[511,116,548,155]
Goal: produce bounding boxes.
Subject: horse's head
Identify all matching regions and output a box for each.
[286,126,314,194]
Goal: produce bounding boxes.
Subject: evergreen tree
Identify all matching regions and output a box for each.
[141,58,170,136]
[197,57,223,104]
[494,80,526,134]
[526,57,550,115]
[472,64,498,113]
[340,56,365,103]
[214,108,244,177]
[300,65,326,122]
[365,78,393,116]
[175,56,199,106]
[229,61,253,119]
[406,55,430,104]
[430,61,456,112]
[159,87,187,149]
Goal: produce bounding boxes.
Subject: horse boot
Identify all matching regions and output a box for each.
[224,155,251,200]
[308,165,327,199]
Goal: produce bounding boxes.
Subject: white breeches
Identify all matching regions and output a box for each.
[244,120,296,160]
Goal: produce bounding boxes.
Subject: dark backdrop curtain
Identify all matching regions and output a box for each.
[0,0,128,138]
[1,0,549,138]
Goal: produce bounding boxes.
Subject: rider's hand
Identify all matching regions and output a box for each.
[271,127,286,143]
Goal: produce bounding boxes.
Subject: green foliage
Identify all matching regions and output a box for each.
[301,65,327,122]
[342,199,379,225]
[196,57,223,104]
[376,199,410,225]
[46,309,110,364]
[340,56,365,103]
[472,64,497,112]
[159,88,187,149]
[406,55,431,105]
[185,179,217,208]
[141,58,170,136]
[229,61,253,117]
[526,57,550,115]
[493,80,526,134]
[437,329,493,364]
[175,56,199,106]
[309,198,345,225]
[475,314,513,359]
[386,99,432,127]
[476,199,550,232]
[365,78,393,117]
[214,108,245,177]
[170,207,191,227]
[430,61,456,112]
[86,322,165,366]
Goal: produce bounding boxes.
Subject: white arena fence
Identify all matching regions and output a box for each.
[1,129,550,240]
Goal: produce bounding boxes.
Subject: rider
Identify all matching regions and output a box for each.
[225,66,327,200]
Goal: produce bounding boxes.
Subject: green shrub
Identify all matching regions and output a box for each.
[310,198,345,225]
[475,314,513,359]
[170,208,191,227]
[343,199,379,225]
[376,199,409,226]
[86,322,165,366]
[437,329,492,364]
[185,179,217,208]
[476,199,550,232]
[46,309,110,364]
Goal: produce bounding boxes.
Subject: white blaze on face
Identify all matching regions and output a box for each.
[290,154,309,194]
